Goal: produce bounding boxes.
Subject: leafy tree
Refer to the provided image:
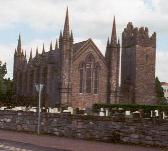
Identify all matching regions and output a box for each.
[155,77,166,104]
[0,61,7,97]
[0,61,14,106]
[0,61,7,77]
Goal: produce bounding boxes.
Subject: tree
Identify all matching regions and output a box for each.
[0,61,14,106]
[0,61,7,97]
[0,61,7,77]
[155,77,166,104]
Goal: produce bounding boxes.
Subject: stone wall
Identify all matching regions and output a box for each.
[0,110,167,147]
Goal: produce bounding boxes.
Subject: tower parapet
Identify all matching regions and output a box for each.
[122,22,156,48]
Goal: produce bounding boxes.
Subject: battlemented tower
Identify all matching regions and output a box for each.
[120,22,157,104]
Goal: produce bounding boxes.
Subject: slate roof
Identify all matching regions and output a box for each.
[29,40,89,65]
[73,40,88,54]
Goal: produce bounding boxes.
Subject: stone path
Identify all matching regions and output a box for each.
[0,130,166,151]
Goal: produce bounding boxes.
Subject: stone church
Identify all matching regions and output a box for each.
[13,8,157,108]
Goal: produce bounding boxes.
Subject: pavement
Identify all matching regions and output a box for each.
[0,130,166,151]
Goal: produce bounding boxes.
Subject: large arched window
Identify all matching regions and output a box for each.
[79,62,84,93]
[85,54,94,93]
[94,63,100,94]
[79,53,101,94]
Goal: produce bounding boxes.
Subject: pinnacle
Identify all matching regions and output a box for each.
[17,33,22,53]
[42,43,45,53]
[29,49,32,61]
[50,41,53,51]
[36,47,38,56]
[55,39,58,49]
[111,16,117,45]
[63,7,70,38]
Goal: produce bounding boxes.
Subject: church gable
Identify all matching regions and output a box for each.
[73,39,106,65]
[71,39,108,108]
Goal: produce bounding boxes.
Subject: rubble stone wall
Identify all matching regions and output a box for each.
[0,111,167,147]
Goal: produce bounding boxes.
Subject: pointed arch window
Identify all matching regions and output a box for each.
[85,54,94,93]
[79,62,84,93]
[94,63,100,94]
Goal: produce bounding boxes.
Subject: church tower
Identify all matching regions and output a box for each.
[13,34,26,95]
[105,17,120,104]
[59,8,74,106]
[120,22,156,104]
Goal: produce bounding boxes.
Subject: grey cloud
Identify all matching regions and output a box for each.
[0,0,167,81]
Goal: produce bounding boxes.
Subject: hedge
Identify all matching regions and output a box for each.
[92,103,168,112]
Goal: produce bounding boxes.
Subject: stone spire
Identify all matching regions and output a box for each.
[118,39,120,45]
[36,47,38,56]
[111,16,117,45]
[63,7,70,39]
[24,50,26,59]
[21,49,24,56]
[59,30,63,39]
[107,37,110,46]
[70,30,74,42]
[24,50,27,65]
[42,43,45,53]
[55,39,58,49]
[14,48,17,55]
[20,49,23,64]
[50,41,52,51]
[17,34,22,54]
[105,37,110,60]
[29,49,32,61]
[59,30,63,49]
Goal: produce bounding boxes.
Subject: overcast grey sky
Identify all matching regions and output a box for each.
[0,0,167,81]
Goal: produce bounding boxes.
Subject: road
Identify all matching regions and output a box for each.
[0,139,69,151]
[0,130,167,151]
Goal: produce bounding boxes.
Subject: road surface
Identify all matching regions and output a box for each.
[0,139,69,151]
[0,130,166,151]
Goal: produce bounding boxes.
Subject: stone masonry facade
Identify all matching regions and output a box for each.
[0,110,167,147]
[13,8,157,108]
[120,22,156,104]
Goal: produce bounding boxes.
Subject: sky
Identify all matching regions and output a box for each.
[0,0,167,81]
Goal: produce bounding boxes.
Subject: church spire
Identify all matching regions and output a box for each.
[117,39,120,45]
[24,50,27,64]
[59,30,63,49]
[21,49,24,56]
[55,39,58,49]
[59,30,63,40]
[36,47,38,56]
[14,48,17,55]
[50,41,52,51]
[63,7,70,38]
[105,37,110,59]
[42,43,45,53]
[17,34,22,54]
[70,30,74,42]
[111,16,117,45]
[29,49,32,61]
[107,37,110,46]
[24,50,26,59]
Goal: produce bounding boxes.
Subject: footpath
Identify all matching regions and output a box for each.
[0,130,165,151]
